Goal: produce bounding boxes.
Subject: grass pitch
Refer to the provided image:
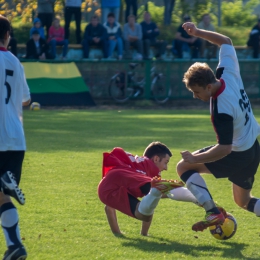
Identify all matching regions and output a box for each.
[1,108,260,260]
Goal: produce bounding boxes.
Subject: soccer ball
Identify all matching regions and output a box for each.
[30,102,41,111]
[209,212,237,240]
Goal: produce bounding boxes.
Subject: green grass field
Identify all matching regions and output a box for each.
[1,108,260,260]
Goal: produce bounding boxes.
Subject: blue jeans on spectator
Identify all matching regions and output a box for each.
[173,39,201,59]
[49,39,69,58]
[102,7,120,23]
[108,37,123,58]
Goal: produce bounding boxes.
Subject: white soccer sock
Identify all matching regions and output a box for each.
[186,172,213,207]
[167,187,199,205]
[253,200,260,217]
[138,188,162,216]
[1,208,21,247]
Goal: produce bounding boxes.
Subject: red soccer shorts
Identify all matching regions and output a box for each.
[98,167,152,218]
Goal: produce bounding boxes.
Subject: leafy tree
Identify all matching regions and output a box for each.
[221,0,258,26]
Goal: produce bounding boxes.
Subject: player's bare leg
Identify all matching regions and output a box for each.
[232,183,260,216]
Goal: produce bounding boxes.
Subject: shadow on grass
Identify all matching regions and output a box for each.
[117,236,255,259]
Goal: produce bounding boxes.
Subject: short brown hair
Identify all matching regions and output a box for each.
[183,62,216,90]
[0,15,10,44]
[143,141,172,159]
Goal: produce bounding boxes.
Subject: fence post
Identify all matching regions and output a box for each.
[144,60,151,100]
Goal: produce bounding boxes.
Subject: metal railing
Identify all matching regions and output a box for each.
[21,59,260,101]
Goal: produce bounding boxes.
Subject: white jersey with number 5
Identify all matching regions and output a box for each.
[211,44,260,151]
[0,48,30,151]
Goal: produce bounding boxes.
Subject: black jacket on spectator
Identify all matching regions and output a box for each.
[177,24,191,39]
[25,38,52,59]
[83,23,107,41]
[247,24,260,58]
[82,23,108,58]
[140,21,159,42]
[8,27,17,56]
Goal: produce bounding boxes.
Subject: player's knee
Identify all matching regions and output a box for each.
[0,193,12,206]
[139,214,152,222]
[176,160,187,176]
[233,196,250,209]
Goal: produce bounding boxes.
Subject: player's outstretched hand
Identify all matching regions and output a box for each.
[182,22,198,37]
[180,150,196,164]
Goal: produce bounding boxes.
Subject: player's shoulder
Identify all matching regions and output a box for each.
[3,51,22,67]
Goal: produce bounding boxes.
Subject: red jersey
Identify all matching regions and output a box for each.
[102,147,160,178]
[48,26,65,42]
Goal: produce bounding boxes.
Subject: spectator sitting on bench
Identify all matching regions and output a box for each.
[247,18,260,59]
[141,11,166,60]
[172,15,201,59]
[82,15,108,59]
[48,17,69,60]
[197,13,217,59]
[103,12,123,60]
[123,14,143,60]
[25,29,53,60]
[8,26,17,57]
[30,17,45,40]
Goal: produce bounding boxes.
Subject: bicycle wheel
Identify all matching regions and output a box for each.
[151,76,171,104]
[108,75,134,103]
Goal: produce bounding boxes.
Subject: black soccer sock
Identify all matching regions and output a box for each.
[247,198,258,213]
[206,207,220,214]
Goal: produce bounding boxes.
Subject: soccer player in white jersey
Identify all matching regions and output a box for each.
[0,15,31,259]
[174,22,260,232]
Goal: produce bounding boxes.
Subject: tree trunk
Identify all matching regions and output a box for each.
[163,0,176,25]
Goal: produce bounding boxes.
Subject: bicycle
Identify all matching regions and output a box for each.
[108,63,171,104]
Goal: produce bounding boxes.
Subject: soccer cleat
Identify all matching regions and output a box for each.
[3,245,27,260]
[192,211,225,232]
[195,202,228,218]
[0,171,25,205]
[151,177,184,194]
[215,203,228,218]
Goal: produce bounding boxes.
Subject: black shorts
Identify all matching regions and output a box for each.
[201,139,259,190]
[0,151,25,185]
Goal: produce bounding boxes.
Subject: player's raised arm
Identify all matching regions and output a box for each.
[182,22,232,47]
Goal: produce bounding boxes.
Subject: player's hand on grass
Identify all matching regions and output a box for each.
[180,150,196,164]
[182,22,198,37]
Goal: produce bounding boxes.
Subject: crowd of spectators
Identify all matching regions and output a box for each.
[7,0,260,60]
[79,10,180,61]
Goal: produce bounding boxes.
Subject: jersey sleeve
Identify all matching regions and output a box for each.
[217,44,240,73]
[102,147,160,178]
[213,113,233,145]
[20,64,30,102]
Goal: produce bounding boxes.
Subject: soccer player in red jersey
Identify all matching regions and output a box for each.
[98,141,184,235]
